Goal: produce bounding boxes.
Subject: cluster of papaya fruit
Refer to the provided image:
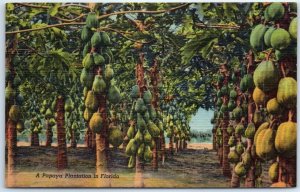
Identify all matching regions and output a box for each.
[125,85,163,167]
[80,11,122,146]
[250,2,297,187]
[212,2,297,187]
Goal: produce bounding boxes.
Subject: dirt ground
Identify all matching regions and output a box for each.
[6,145,272,188]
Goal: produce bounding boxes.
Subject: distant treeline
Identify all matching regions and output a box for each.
[190,130,212,143]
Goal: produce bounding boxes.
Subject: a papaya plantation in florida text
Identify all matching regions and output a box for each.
[5,2,297,188]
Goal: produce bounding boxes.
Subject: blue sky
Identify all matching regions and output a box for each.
[189,108,214,132]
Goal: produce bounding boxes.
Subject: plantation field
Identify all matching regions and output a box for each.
[6,145,271,187]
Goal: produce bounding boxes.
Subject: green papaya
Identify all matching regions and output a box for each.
[137,113,146,131]
[131,85,139,99]
[135,98,145,113]
[228,136,236,147]
[128,155,136,168]
[143,146,152,162]
[82,53,94,69]
[236,143,245,155]
[264,3,285,21]
[92,75,106,94]
[229,89,237,99]
[108,85,121,104]
[85,91,98,111]
[127,124,135,139]
[241,151,252,168]
[81,26,93,42]
[101,32,111,46]
[82,42,91,57]
[228,150,240,163]
[235,123,245,136]
[64,98,74,112]
[93,53,105,65]
[86,12,99,28]
[125,139,137,156]
[45,108,53,119]
[289,17,297,39]
[109,127,123,148]
[148,121,160,138]
[91,32,101,48]
[240,74,254,93]
[16,120,25,132]
[134,129,143,145]
[245,123,256,139]
[253,60,279,92]
[228,99,236,111]
[143,90,152,104]
[234,162,246,177]
[264,27,276,47]
[270,28,291,50]
[250,24,267,50]
[5,83,15,100]
[149,106,157,120]
[104,64,114,80]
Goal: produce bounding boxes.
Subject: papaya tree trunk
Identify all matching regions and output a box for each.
[231,165,240,188]
[70,129,77,148]
[169,135,174,155]
[6,119,16,186]
[175,140,179,153]
[95,93,111,187]
[152,138,159,170]
[45,119,53,147]
[222,113,231,177]
[160,131,166,164]
[245,50,256,187]
[31,132,39,146]
[56,96,67,170]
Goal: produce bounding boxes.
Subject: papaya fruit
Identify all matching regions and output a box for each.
[227,125,234,135]
[289,17,297,39]
[92,75,106,94]
[127,124,135,139]
[135,98,145,113]
[264,3,285,21]
[234,162,246,177]
[86,12,98,28]
[16,94,24,106]
[108,85,121,104]
[82,53,94,69]
[144,146,152,162]
[253,60,279,92]
[228,99,236,111]
[128,155,136,168]
[82,42,91,57]
[45,108,53,119]
[245,123,256,139]
[134,129,143,145]
[101,32,111,46]
[91,32,101,48]
[149,106,157,120]
[275,121,296,158]
[277,77,297,109]
[266,98,280,114]
[93,53,105,65]
[253,110,264,126]
[89,112,103,133]
[220,103,228,113]
[81,26,93,42]
[64,98,74,112]
[131,85,139,99]
[125,139,137,156]
[143,90,152,104]
[253,87,266,106]
[109,127,123,148]
[229,89,237,99]
[232,106,243,120]
[16,120,25,132]
[5,83,15,100]
[240,74,254,93]
[9,105,21,122]
[250,24,267,50]
[228,150,239,163]
[255,128,276,160]
[85,91,98,111]
[148,121,160,138]
[137,143,145,158]
[137,113,146,131]
[144,130,152,144]
[270,28,291,50]
[254,122,269,145]
[264,27,276,47]
[268,162,279,182]
[104,64,114,80]
[236,143,245,155]
[241,151,252,168]
[228,136,236,147]
[235,123,245,136]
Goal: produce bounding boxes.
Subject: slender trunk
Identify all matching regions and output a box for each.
[152,138,159,170]
[160,131,165,164]
[231,165,240,188]
[135,156,144,187]
[218,144,223,166]
[31,132,39,146]
[56,96,67,170]
[45,119,53,147]
[222,116,231,177]
[70,129,77,148]
[179,139,183,150]
[175,140,179,153]
[95,93,110,187]
[6,119,16,187]
[169,135,173,155]
[92,131,96,150]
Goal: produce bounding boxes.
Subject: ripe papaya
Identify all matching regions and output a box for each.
[275,121,296,158]
[268,162,279,182]
[255,128,276,160]
[253,87,266,106]
[270,28,291,50]
[277,77,297,109]
[89,112,103,133]
[86,12,98,28]
[254,122,269,145]
[266,98,280,114]
[289,17,297,39]
[270,182,291,188]
[250,24,267,50]
[253,60,279,92]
